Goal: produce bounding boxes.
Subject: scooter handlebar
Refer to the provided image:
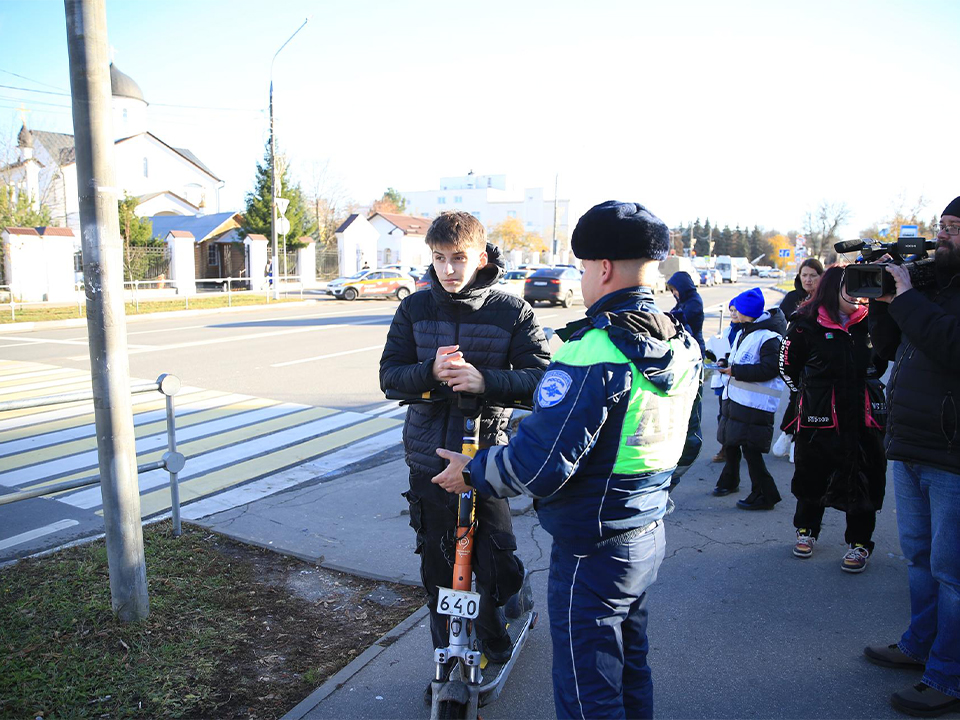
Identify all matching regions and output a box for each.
[384,387,532,411]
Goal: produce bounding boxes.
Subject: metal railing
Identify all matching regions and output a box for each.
[0,275,308,320]
[0,373,187,536]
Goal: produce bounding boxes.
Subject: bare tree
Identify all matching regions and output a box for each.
[306,159,351,248]
[802,201,850,261]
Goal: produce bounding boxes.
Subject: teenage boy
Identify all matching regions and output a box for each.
[380,211,550,686]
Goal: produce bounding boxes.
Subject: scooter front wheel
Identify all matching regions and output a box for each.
[437,699,470,720]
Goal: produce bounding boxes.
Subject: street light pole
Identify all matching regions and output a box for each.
[270,17,309,300]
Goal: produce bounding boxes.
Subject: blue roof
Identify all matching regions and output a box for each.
[148,212,239,242]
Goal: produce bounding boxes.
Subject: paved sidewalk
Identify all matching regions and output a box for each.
[204,388,919,719]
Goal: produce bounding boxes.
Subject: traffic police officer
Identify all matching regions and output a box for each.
[433,200,702,719]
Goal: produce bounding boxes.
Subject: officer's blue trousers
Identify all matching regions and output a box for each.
[548,521,665,720]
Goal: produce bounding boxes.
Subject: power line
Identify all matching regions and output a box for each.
[0,81,263,114]
[0,68,69,92]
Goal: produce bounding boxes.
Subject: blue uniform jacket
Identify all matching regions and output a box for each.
[667,270,705,356]
[467,287,702,553]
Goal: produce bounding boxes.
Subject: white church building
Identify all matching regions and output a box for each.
[0,63,222,234]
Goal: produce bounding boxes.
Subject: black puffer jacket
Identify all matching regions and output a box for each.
[779,307,887,513]
[380,244,551,477]
[717,309,787,452]
[869,276,960,475]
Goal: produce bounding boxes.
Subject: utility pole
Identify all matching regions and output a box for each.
[64,0,149,621]
[269,17,309,300]
[551,174,559,260]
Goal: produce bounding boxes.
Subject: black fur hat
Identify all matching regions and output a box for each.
[571,201,670,261]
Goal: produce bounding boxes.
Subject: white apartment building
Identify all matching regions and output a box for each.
[400,172,572,250]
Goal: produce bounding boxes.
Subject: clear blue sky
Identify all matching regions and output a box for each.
[2,0,958,235]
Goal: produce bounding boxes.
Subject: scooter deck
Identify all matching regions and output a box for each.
[477,609,539,706]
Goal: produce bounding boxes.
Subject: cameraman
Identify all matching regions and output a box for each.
[863,197,960,718]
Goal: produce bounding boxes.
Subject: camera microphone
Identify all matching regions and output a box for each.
[835,239,867,254]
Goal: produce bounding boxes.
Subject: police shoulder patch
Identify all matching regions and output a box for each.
[537,369,573,408]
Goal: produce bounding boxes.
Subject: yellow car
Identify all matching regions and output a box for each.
[327,269,415,301]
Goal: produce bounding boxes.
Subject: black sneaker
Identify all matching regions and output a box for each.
[891,682,960,717]
[483,634,513,664]
[505,569,534,620]
[864,644,925,670]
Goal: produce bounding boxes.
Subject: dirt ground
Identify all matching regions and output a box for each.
[208,531,425,718]
[0,522,425,719]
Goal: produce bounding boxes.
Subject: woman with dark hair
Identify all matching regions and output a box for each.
[779,258,825,320]
[776,257,826,460]
[778,265,888,572]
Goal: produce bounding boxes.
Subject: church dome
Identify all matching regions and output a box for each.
[18,123,34,149]
[110,63,146,104]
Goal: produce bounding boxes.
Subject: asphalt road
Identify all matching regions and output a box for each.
[1,279,776,410]
[0,278,783,563]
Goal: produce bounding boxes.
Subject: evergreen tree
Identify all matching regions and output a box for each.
[241,142,317,248]
[695,218,712,256]
[730,225,748,257]
[0,185,52,230]
[713,225,734,256]
[118,194,156,245]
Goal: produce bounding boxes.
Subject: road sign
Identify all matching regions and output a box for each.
[779,248,792,258]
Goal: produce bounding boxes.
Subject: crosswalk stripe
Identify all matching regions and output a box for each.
[133,415,402,518]
[5,402,324,489]
[0,519,80,552]
[51,406,344,507]
[0,361,52,378]
[2,397,285,471]
[0,379,98,402]
[180,426,403,520]
[0,368,80,388]
[0,374,94,396]
[0,390,248,454]
[0,385,203,432]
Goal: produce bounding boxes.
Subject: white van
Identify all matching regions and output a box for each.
[715,256,739,283]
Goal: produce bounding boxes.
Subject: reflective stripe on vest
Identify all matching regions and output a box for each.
[553,327,702,475]
[722,327,784,412]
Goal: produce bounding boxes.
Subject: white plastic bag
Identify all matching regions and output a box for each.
[772,431,792,458]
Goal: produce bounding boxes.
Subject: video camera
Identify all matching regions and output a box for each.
[835,232,936,298]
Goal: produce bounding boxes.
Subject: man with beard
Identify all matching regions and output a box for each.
[863,197,960,717]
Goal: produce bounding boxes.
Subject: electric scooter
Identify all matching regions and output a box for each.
[386,389,538,720]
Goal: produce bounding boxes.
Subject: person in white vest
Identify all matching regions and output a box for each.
[713,288,787,509]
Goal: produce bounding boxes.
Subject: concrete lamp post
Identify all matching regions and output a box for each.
[269,17,309,299]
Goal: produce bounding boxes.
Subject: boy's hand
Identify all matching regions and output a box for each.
[432,448,471,494]
[432,345,486,393]
[432,345,461,381]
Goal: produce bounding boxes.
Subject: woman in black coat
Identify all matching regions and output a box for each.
[778,266,887,573]
[778,257,825,445]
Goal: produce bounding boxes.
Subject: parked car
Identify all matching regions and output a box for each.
[415,273,432,292]
[653,270,667,294]
[499,268,535,296]
[524,267,583,307]
[326,269,415,301]
[698,268,723,286]
[383,264,424,279]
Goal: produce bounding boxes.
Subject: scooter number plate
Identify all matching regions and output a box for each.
[437,588,480,619]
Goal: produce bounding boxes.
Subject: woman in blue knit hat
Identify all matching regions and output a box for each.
[714,288,788,509]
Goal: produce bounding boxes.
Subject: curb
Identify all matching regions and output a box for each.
[281,604,430,720]
[0,297,325,334]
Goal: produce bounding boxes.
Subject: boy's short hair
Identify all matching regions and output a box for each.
[425,211,486,252]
